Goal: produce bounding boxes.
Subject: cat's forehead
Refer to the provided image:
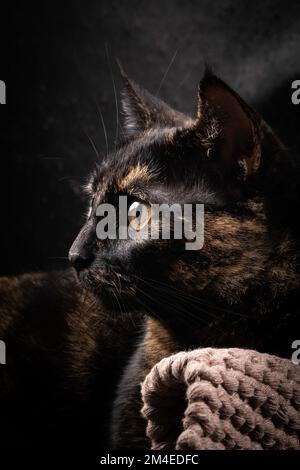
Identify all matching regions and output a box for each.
[89,127,178,197]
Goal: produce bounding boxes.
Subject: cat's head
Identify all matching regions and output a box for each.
[69,68,295,322]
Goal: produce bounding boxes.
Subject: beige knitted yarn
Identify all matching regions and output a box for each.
[141,348,300,450]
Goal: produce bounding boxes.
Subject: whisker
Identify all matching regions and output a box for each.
[136,276,220,322]
[110,279,123,315]
[132,274,242,334]
[84,130,100,159]
[39,156,65,160]
[140,275,246,318]
[155,49,178,97]
[105,42,119,148]
[135,281,211,329]
[96,103,109,158]
[134,287,164,323]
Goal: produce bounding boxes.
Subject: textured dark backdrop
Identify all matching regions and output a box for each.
[1,0,300,275]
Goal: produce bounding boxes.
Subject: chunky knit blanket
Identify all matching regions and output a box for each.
[141,348,300,450]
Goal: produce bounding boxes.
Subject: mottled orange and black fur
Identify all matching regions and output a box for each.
[68,69,300,448]
[1,67,300,450]
[0,270,142,449]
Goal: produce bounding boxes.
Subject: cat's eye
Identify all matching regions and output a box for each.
[128,201,151,231]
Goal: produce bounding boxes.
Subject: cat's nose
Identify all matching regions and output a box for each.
[69,220,95,272]
[68,249,94,272]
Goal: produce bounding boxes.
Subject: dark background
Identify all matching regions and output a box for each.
[1,0,300,276]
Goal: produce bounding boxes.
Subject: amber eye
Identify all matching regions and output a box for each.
[128,201,151,231]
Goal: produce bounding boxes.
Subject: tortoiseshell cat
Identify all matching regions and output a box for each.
[1,67,300,450]
[68,68,300,448]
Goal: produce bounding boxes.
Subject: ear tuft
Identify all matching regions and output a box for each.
[117,61,192,138]
[117,61,151,137]
[196,65,216,121]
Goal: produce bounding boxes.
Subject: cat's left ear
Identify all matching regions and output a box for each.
[118,64,191,138]
[194,70,262,180]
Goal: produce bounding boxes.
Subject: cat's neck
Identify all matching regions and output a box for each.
[144,265,300,359]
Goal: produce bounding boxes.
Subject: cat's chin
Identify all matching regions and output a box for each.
[91,286,142,316]
[78,269,140,313]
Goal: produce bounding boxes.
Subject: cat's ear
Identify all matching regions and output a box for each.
[195,70,261,180]
[118,63,191,138]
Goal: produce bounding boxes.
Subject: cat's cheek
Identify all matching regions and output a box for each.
[169,261,199,285]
